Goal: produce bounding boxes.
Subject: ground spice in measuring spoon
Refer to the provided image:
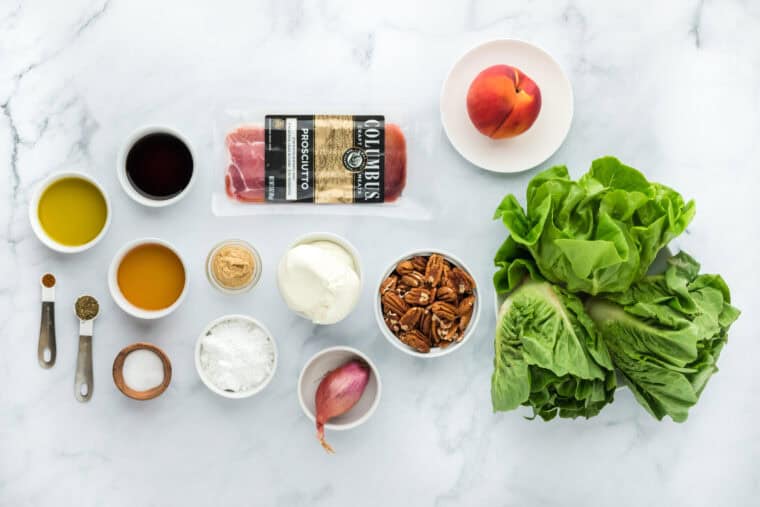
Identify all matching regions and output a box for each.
[75,296,99,320]
[42,273,56,288]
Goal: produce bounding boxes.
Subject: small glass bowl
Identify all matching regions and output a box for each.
[206,239,262,294]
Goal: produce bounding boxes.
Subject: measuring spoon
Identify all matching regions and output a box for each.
[38,273,57,368]
[74,295,99,402]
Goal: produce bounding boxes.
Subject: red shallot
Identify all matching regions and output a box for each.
[314,359,370,453]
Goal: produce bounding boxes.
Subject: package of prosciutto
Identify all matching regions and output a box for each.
[212,108,433,219]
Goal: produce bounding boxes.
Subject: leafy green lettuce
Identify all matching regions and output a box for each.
[493,157,695,295]
[587,252,740,422]
[491,253,616,420]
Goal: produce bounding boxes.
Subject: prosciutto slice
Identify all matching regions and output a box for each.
[224,123,407,203]
[225,125,266,202]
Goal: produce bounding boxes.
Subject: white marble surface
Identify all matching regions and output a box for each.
[2,1,759,506]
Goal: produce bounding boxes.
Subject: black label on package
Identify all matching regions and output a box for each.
[264,115,385,203]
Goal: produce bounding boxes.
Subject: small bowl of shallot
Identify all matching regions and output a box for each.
[297,346,381,454]
[375,250,480,358]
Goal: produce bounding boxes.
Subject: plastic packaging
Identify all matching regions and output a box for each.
[212,107,433,219]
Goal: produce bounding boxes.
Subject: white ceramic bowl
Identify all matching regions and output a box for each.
[108,237,189,320]
[28,171,112,254]
[276,232,363,324]
[195,314,278,399]
[375,250,481,358]
[117,125,196,207]
[440,39,574,173]
[297,346,381,431]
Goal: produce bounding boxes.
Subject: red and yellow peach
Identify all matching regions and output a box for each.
[466,65,542,139]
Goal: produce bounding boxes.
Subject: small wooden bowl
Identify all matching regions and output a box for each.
[112,342,172,400]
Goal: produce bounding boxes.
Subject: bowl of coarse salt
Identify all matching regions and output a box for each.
[195,314,278,399]
[112,342,172,400]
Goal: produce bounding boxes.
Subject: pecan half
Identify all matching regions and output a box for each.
[430,301,457,321]
[400,271,425,288]
[384,316,400,334]
[419,310,433,337]
[382,291,408,316]
[449,267,475,294]
[399,330,431,353]
[459,311,473,332]
[396,260,415,275]
[434,316,459,341]
[436,286,458,304]
[425,254,445,287]
[380,274,398,295]
[399,307,424,331]
[457,296,475,316]
[411,256,429,272]
[404,288,433,306]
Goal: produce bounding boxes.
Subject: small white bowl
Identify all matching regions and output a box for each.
[195,314,278,399]
[28,171,112,254]
[108,237,189,320]
[276,232,363,324]
[297,346,381,431]
[117,125,196,207]
[375,250,481,358]
[440,39,574,173]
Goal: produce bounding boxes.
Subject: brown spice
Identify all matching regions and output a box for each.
[41,273,56,288]
[75,295,99,320]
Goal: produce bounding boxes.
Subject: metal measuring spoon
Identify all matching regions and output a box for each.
[74,295,99,402]
[38,273,57,368]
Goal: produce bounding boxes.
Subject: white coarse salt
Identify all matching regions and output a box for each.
[123,349,165,392]
[199,318,275,393]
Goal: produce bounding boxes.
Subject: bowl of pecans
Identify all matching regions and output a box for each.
[375,250,480,358]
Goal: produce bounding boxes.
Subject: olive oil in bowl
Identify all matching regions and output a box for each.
[30,173,110,253]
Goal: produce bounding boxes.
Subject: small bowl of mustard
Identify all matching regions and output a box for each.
[206,239,262,294]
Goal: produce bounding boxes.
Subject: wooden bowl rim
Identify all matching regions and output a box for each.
[112,342,172,400]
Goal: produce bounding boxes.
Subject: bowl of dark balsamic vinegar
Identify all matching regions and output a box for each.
[118,126,196,207]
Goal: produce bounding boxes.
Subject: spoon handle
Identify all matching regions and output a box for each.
[38,302,56,368]
[75,335,93,402]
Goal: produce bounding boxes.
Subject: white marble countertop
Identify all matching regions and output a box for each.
[2,1,759,506]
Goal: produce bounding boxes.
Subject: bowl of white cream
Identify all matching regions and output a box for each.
[276,232,363,325]
[195,314,278,399]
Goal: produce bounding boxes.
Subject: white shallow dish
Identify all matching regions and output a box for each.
[276,231,363,325]
[440,39,574,173]
[117,125,196,207]
[28,171,112,254]
[375,249,481,358]
[195,314,278,399]
[297,346,381,431]
[108,237,189,320]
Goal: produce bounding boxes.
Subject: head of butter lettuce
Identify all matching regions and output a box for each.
[587,252,740,422]
[491,241,616,420]
[493,157,696,295]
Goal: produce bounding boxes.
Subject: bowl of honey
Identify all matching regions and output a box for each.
[108,238,188,319]
[29,171,111,254]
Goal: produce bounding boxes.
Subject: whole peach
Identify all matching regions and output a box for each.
[466,65,542,139]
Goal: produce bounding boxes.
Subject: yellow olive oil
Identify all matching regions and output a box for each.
[38,177,107,246]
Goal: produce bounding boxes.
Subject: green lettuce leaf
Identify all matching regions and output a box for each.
[586,251,740,422]
[491,261,616,420]
[493,157,695,295]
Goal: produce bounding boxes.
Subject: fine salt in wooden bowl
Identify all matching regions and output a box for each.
[112,342,172,400]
